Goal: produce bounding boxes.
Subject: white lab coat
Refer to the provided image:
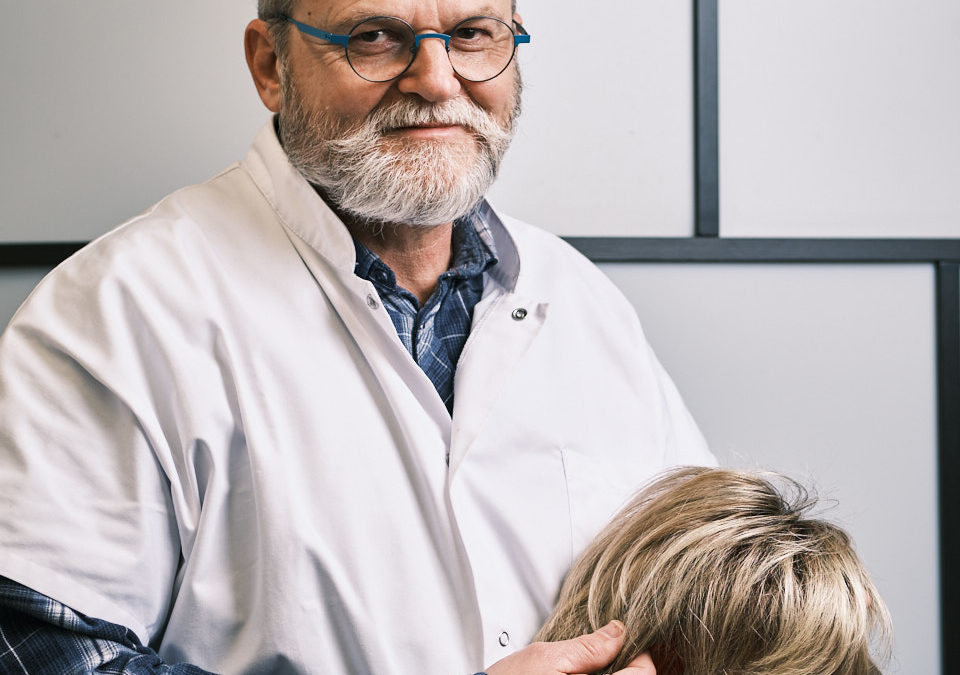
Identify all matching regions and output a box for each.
[0,122,714,674]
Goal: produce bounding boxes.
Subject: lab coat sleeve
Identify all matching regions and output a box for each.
[645,340,717,469]
[0,250,182,646]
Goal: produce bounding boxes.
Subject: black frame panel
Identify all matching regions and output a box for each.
[937,263,959,675]
[0,243,84,267]
[694,0,720,238]
[569,237,960,263]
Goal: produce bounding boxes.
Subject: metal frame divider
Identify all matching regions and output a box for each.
[936,263,958,674]
[0,0,953,670]
[694,0,720,238]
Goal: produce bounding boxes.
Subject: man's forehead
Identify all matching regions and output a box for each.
[296,0,514,25]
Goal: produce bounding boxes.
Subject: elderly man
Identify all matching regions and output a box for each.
[0,1,711,673]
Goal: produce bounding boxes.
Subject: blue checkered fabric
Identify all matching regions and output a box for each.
[354,206,499,413]
[0,576,212,673]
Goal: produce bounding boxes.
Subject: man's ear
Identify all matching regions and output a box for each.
[245,19,282,112]
[513,12,524,26]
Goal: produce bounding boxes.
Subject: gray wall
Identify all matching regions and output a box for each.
[2,1,955,673]
[603,263,939,674]
[0,1,264,242]
[718,0,960,238]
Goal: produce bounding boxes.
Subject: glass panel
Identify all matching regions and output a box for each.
[719,0,960,238]
[489,0,695,237]
[0,1,264,242]
[601,262,940,673]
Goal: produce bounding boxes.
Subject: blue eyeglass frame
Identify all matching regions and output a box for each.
[280,14,531,83]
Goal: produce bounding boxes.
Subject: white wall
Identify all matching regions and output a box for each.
[602,263,939,674]
[488,0,696,236]
[719,0,960,238]
[0,1,265,242]
[1,1,953,673]
[0,0,695,241]
[3,2,958,240]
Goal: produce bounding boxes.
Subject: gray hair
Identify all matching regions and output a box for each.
[258,0,297,56]
[258,1,519,57]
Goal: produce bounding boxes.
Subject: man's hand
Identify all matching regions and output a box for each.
[484,621,656,675]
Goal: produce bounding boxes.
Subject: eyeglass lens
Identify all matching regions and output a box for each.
[345,17,518,83]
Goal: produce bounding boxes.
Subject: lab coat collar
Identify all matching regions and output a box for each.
[242,121,357,274]
[241,120,521,295]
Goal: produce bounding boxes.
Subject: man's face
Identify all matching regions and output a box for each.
[275,0,522,226]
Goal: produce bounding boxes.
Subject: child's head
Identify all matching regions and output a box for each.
[536,467,892,674]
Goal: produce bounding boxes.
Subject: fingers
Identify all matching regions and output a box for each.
[483,621,631,675]
[612,651,657,675]
[555,620,627,672]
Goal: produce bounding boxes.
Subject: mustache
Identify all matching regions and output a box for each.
[369,98,498,135]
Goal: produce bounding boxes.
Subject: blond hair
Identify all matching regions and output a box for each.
[536,467,892,674]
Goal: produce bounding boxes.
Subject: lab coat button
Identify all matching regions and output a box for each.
[498,631,510,647]
[511,308,528,321]
[366,294,379,310]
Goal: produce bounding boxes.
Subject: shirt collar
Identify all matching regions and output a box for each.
[353,204,499,286]
[448,203,499,279]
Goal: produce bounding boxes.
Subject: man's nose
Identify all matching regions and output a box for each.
[395,35,461,102]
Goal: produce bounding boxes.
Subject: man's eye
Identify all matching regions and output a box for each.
[451,26,497,53]
[355,30,388,43]
[349,28,407,55]
[453,27,488,40]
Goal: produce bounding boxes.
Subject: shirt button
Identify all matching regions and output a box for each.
[366,294,379,310]
[511,308,528,321]
[498,631,510,647]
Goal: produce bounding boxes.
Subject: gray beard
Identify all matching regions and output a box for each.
[278,77,520,227]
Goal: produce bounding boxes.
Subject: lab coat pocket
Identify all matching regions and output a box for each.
[450,443,575,650]
[561,447,653,562]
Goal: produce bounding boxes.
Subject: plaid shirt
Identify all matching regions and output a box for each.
[0,576,211,674]
[0,208,499,674]
[354,205,499,412]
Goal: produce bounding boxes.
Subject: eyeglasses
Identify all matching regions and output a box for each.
[282,15,531,83]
